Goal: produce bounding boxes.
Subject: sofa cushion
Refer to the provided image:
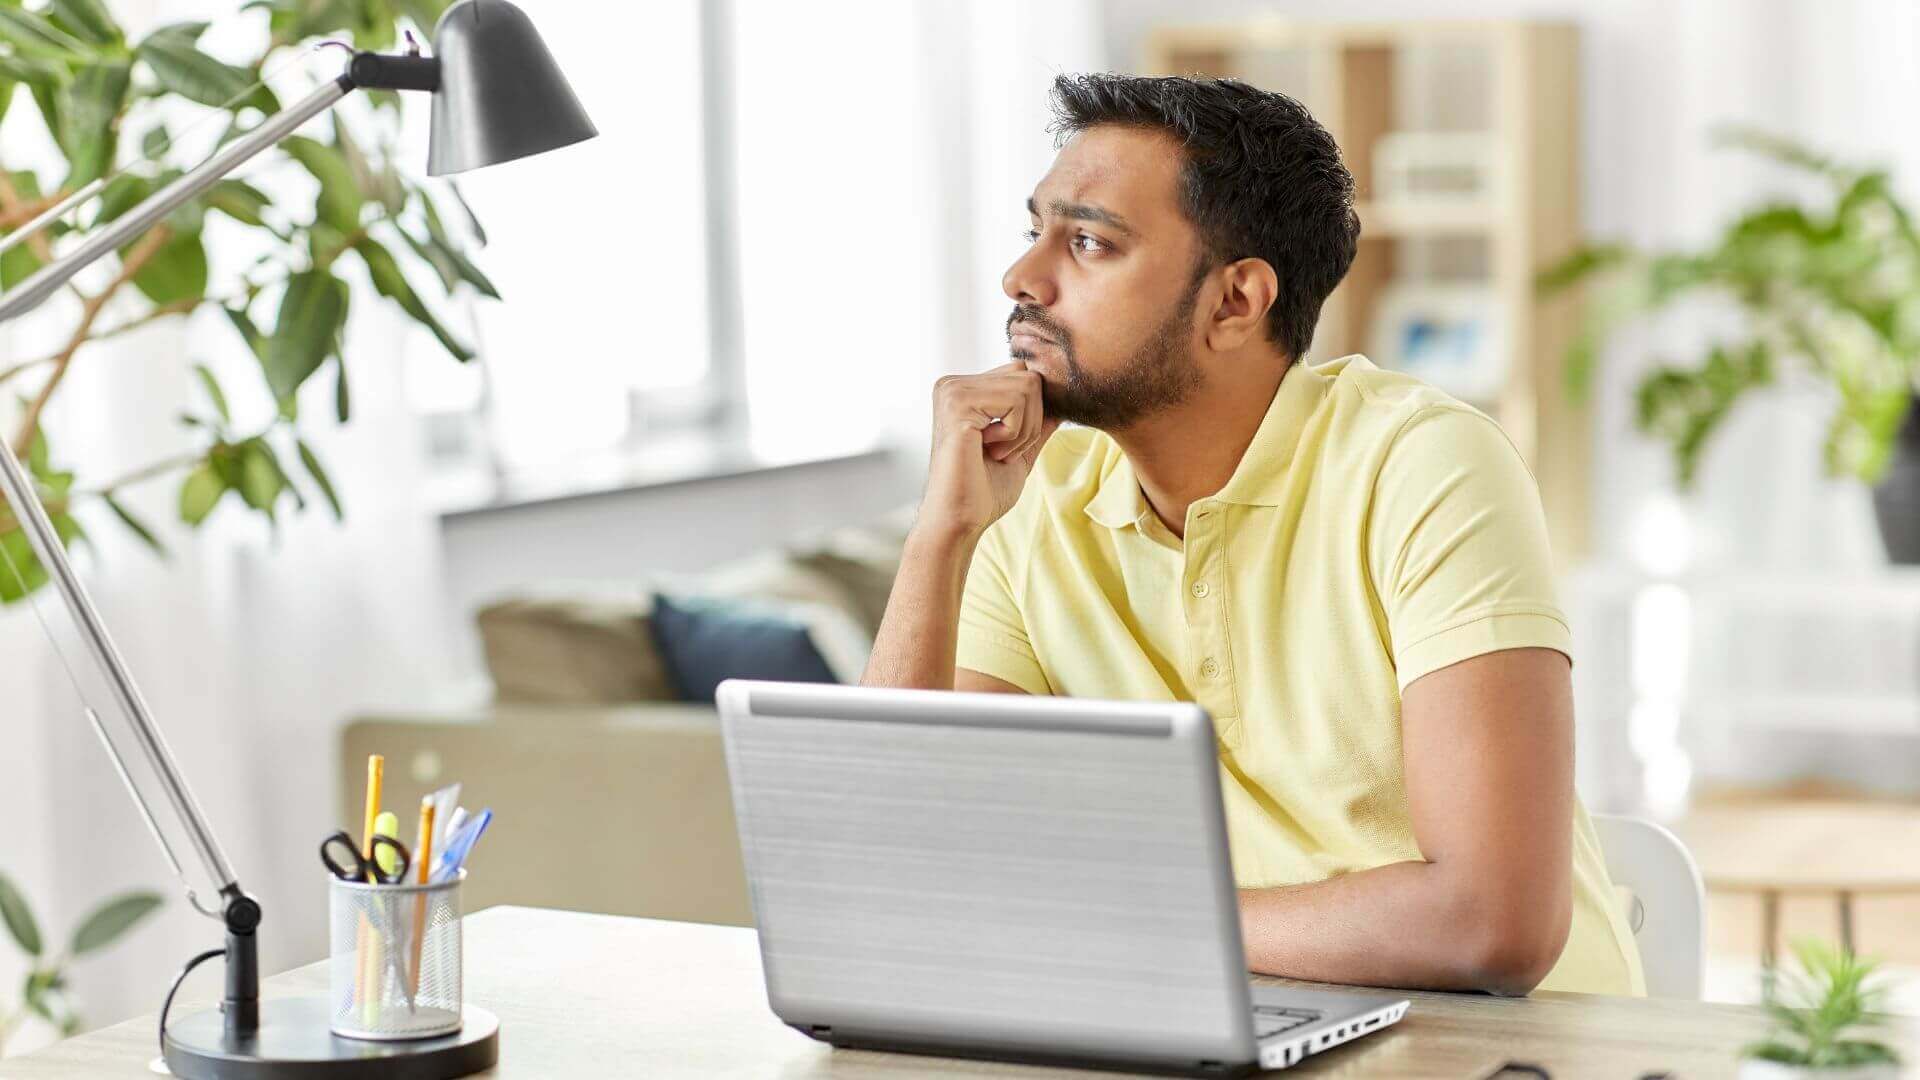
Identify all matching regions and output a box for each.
[786,507,914,636]
[477,557,877,706]
[648,593,844,703]
[476,592,679,705]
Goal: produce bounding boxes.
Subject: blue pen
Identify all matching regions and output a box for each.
[433,808,491,884]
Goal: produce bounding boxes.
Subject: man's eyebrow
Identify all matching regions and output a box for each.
[1027,196,1135,237]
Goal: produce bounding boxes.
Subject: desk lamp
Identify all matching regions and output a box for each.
[0,1,593,1075]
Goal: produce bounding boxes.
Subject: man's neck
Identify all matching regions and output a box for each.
[1107,355,1292,541]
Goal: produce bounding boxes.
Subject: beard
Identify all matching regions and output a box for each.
[1005,274,1205,431]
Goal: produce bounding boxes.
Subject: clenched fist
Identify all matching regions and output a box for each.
[918,360,1061,540]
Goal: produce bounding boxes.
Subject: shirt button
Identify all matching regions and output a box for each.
[1191,581,1210,599]
[1200,657,1221,679]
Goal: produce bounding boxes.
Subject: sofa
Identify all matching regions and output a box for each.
[340,505,915,927]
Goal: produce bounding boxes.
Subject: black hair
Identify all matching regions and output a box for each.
[1048,73,1359,361]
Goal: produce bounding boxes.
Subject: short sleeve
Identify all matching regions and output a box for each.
[1366,405,1573,692]
[956,513,1052,695]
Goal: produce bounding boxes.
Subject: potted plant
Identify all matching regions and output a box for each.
[1738,939,1904,1080]
[0,870,161,1055]
[0,0,495,602]
[1539,130,1920,563]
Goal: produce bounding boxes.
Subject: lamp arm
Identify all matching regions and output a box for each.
[0,74,353,327]
[0,63,393,1037]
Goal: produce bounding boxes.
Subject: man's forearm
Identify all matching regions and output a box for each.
[860,525,981,690]
[1238,859,1568,997]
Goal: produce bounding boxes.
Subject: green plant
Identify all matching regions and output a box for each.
[1741,938,1903,1069]
[0,0,494,603]
[1538,129,1920,489]
[0,869,161,1054]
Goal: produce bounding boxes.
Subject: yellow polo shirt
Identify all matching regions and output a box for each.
[956,354,1644,997]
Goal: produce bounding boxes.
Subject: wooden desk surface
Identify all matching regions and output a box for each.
[1679,802,1920,894]
[9,906,1918,1079]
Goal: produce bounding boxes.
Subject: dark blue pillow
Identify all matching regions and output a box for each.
[647,593,840,703]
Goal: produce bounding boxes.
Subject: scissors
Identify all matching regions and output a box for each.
[320,829,419,1012]
[320,829,411,885]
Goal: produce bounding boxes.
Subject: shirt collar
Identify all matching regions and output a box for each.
[1082,358,1334,530]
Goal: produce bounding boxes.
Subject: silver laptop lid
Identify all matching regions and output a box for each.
[717,680,1256,1067]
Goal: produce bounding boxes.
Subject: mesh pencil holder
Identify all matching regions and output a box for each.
[328,870,466,1040]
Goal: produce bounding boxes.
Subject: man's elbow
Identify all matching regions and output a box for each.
[1447,882,1572,996]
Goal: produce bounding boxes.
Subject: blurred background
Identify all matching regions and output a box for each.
[3,0,1919,1053]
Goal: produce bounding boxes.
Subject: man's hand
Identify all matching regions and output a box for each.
[860,363,1057,692]
[921,361,1061,540]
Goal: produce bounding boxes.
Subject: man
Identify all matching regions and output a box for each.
[862,73,1644,997]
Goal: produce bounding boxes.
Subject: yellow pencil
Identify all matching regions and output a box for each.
[361,755,385,882]
[359,754,384,1018]
[409,797,436,1000]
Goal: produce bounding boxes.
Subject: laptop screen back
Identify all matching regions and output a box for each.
[718,681,1252,1066]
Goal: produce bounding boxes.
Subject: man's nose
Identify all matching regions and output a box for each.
[1002,244,1057,308]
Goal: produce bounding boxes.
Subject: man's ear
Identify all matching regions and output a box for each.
[1204,257,1279,351]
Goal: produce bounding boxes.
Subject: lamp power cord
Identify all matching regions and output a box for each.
[158,948,227,1060]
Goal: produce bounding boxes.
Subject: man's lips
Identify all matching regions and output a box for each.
[1008,327,1057,348]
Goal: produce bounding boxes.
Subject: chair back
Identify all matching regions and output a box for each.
[1592,813,1706,999]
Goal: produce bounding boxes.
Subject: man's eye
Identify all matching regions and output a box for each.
[1071,234,1106,254]
[1021,228,1041,244]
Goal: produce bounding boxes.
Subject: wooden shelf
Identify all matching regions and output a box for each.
[1142,19,1590,560]
[1353,199,1498,235]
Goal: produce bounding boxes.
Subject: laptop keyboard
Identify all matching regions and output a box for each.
[1252,1005,1322,1039]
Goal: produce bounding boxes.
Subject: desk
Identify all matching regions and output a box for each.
[1680,801,1920,967]
[8,906,1917,1078]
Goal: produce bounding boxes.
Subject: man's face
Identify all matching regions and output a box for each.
[1002,125,1210,430]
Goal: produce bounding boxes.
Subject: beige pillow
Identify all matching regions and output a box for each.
[786,503,916,635]
[476,592,677,705]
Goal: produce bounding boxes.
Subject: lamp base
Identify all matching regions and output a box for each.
[162,997,498,1079]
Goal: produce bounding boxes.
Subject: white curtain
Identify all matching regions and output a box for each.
[0,0,459,1046]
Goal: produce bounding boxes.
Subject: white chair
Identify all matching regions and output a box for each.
[1592,813,1707,999]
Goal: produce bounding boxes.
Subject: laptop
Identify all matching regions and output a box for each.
[716,680,1409,1076]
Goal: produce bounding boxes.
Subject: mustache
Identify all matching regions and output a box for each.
[1006,305,1070,346]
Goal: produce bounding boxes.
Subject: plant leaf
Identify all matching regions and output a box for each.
[263,269,349,401]
[102,493,166,556]
[128,229,208,306]
[355,236,472,360]
[443,178,486,246]
[47,0,122,47]
[137,26,255,109]
[93,171,154,225]
[205,178,270,227]
[234,439,300,519]
[0,871,43,956]
[419,192,498,297]
[140,123,169,158]
[1,240,42,291]
[282,135,363,233]
[224,304,267,365]
[295,438,342,520]
[0,50,69,90]
[70,891,162,955]
[192,363,231,424]
[334,355,350,422]
[0,5,92,62]
[178,461,225,525]
[55,60,130,187]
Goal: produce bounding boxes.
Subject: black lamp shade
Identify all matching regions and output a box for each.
[426,0,597,176]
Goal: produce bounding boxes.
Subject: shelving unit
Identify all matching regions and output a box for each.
[1142,19,1589,558]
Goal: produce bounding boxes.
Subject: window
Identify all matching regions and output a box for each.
[410,0,953,481]
[413,0,710,470]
